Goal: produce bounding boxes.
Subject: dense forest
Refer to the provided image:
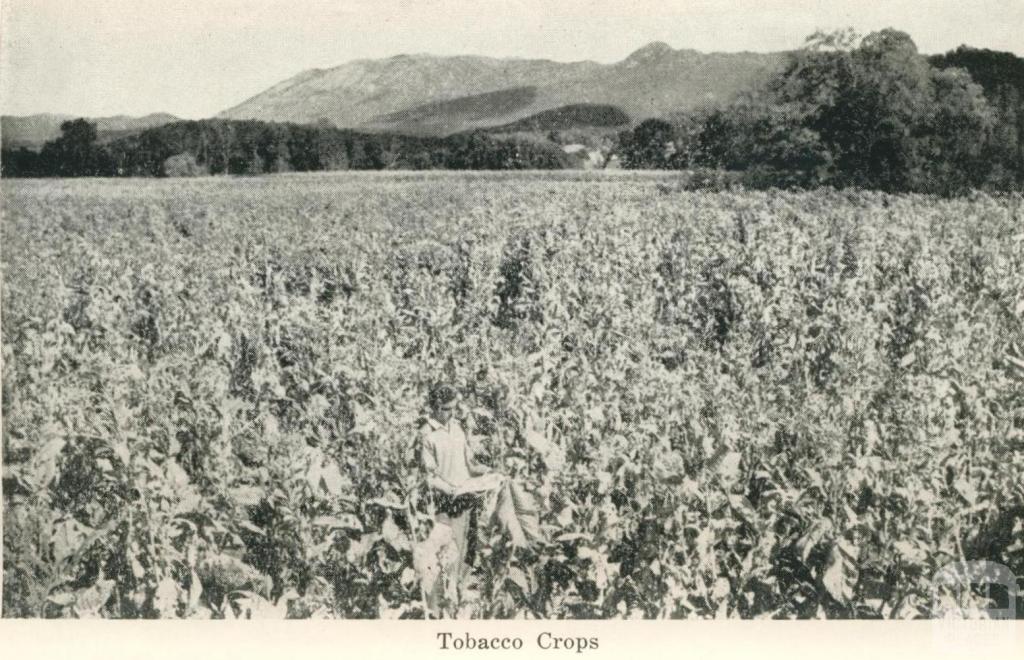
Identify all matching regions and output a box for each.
[2,31,1022,194]
[0,119,572,177]
[617,34,1024,194]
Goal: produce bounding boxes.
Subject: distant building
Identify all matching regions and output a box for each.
[562,143,611,170]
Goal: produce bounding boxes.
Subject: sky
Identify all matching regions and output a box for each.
[2,0,1022,119]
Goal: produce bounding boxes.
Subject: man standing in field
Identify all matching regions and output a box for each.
[419,383,492,614]
[418,382,544,616]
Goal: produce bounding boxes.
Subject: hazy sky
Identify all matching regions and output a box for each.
[2,0,1022,119]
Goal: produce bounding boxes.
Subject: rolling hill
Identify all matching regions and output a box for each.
[484,104,631,133]
[219,42,785,135]
[1,113,179,150]
[364,86,541,135]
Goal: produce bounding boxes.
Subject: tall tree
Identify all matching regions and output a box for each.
[763,29,1000,192]
[930,46,1024,186]
[39,119,114,176]
[618,118,677,169]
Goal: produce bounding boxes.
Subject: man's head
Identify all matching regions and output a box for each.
[428,383,458,424]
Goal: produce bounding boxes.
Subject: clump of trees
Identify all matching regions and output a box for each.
[41,119,119,176]
[2,119,572,178]
[617,118,678,169]
[929,45,1024,184]
[618,29,1024,194]
[2,119,118,177]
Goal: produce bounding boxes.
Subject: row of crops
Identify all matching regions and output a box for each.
[2,173,1022,618]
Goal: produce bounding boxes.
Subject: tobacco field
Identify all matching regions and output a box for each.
[2,172,1023,619]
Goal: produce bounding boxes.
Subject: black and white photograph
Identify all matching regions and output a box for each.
[1,0,1022,642]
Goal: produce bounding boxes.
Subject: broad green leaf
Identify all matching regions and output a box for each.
[893,540,927,564]
[718,451,742,487]
[153,577,181,617]
[312,514,363,531]
[47,592,76,607]
[231,485,264,507]
[506,567,530,593]
[318,461,348,497]
[822,539,858,604]
[381,513,410,551]
[797,520,832,564]
[73,579,115,618]
[412,524,457,593]
[52,518,94,565]
[29,436,66,489]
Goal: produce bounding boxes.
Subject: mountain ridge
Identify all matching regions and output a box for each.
[219,42,786,135]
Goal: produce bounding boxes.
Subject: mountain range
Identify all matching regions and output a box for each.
[2,43,785,147]
[220,42,785,135]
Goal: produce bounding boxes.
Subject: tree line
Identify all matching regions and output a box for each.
[617,32,1024,194]
[1,118,572,178]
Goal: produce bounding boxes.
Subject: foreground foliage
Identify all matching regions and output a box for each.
[2,172,1023,618]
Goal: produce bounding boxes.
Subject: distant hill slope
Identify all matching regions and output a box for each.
[364,87,540,135]
[1,113,178,149]
[219,42,786,135]
[484,104,630,133]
